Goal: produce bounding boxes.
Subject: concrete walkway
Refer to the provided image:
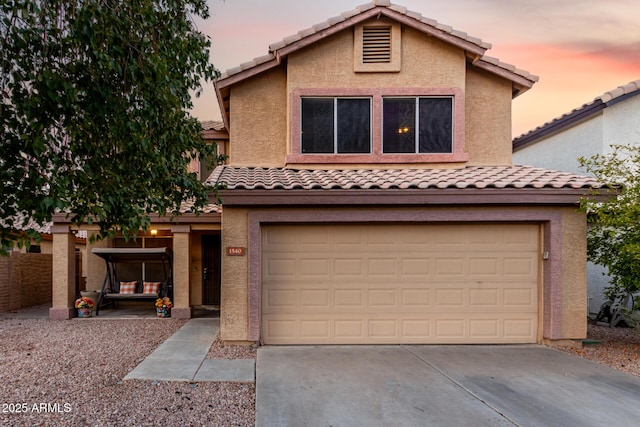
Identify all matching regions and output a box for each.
[124,318,255,383]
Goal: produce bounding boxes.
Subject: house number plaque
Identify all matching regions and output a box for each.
[226,247,246,256]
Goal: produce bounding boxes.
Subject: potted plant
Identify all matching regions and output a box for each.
[155,297,173,318]
[75,297,95,318]
[80,290,101,307]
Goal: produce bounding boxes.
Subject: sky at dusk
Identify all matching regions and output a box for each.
[191,0,640,137]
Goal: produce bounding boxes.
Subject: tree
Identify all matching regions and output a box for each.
[1,0,222,253]
[579,144,640,301]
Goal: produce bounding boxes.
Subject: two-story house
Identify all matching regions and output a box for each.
[50,1,599,347]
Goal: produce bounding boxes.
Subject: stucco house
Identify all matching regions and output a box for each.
[513,80,640,174]
[50,1,600,347]
[513,79,640,312]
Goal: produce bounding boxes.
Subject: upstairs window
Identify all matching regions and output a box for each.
[301,97,371,154]
[383,97,453,154]
[288,88,467,164]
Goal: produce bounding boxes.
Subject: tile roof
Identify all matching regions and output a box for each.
[12,202,221,234]
[1,214,88,239]
[514,79,640,146]
[208,165,602,191]
[178,200,221,215]
[199,120,225,131]
[216,1,537,87]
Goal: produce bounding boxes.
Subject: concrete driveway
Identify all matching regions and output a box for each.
[257,345,640,427]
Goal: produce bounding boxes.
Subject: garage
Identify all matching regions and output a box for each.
[261,223,540,345]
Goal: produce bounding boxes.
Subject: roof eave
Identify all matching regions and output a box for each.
[51,211,221,225]
[472,60,538,99]
[214,83,230,131]
[271,7,488,60]
[214,6,490,93]
[512,100,605,151]
[202,129,229,140]
[214,57,280,91]
[218,188,604,207]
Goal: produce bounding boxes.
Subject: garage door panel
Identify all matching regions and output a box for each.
[264,289,296,308]
[299,258,330,276]
[400,258,430,276]
[262,224,539,344]
[503,257,536,277]
[334,258,365,276]
[469,288,499,306]
[334,319,365,338]
[402,319,432,338]
[264,319,296,340]
[264,284,537,314]
[503,224,539,245]
[334,289,365,308]
[300,320,330,338]
[504,288,536,307]
[504,319,537,338]
[368,258,398,276]
[434,288,465,306]
[263,314,538,344]
[469,257,499,275]
[264,258,297,278]
[434,258,466,276]
[333,228,365,245]
[468,228,502,245]
[299,228,330,246]
[401,289,431,306]
[300,289,330,308]
[469,320,499,338]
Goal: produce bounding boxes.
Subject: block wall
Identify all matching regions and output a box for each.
[0,253,52,312]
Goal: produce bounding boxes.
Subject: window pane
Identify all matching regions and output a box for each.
[419,98,452,153]
[383,98,415,153]
[302,98,334,153]
[337,99,371,153]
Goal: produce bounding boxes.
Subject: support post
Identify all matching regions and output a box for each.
[171,225,192,319]
[49,226,76,319]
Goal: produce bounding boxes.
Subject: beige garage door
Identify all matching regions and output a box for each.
[262,223,539,344]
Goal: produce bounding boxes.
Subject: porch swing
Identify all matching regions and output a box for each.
[91,247,173,315]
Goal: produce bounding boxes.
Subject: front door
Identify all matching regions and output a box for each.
[202,234,221,306]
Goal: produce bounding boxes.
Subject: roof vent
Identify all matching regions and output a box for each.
[354,21,400,72]
[362,26,392,63]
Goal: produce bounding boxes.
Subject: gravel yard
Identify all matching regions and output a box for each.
[0,316,255,427]
[2,306,639,427]
[207,335,257,360]
[560,323,640,377]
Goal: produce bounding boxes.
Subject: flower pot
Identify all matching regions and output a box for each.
[77,307,93,318]
[80,291,100,305]
[157,307,170,318]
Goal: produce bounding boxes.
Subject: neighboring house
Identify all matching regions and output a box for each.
[50,1,600,347]
[513,79,640,313]
[191,120,229,182]
[513,80,640,174]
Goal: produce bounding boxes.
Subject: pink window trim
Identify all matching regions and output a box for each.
[288,87,467,165]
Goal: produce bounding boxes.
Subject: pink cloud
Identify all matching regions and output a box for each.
[492,43,640,136]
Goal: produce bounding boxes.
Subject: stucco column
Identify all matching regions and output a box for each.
[85,235,109,293]
[49,226,76,319]
[171,225,192,319]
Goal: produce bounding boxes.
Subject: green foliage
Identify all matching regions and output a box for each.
[1,0,222,253]
[579,144,640,299]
